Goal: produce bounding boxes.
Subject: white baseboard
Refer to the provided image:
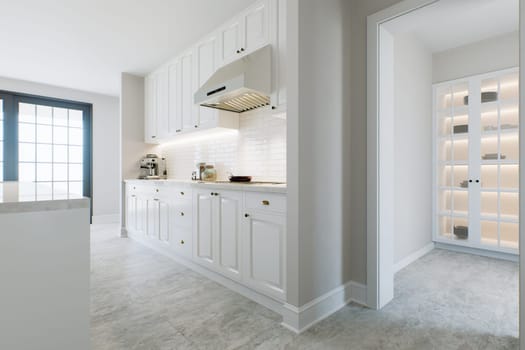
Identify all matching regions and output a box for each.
[435,242,518,262]
[281,280,367,334]
[394,242,435,273]
[127,232,285,316]
[91,214,120,225]
[128,231,368,334]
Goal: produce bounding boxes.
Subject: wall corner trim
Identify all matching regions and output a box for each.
[281,281,367,333]
[393,242,435,274]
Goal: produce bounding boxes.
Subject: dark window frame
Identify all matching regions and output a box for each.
[0,90,93,216]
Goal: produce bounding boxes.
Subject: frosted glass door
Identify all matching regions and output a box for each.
[436,82,470,241]
[479,72,519,249]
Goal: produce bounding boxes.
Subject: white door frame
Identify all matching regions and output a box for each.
[366,0,524,346]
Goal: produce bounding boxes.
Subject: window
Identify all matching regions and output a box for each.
[0,92,92,202]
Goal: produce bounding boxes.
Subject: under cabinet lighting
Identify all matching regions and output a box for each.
[158,129,239,148]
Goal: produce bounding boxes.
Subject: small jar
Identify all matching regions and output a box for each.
[202,165,217,182]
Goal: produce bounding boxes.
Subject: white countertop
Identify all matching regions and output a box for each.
[0,182,90,213]
[125,179,287,194]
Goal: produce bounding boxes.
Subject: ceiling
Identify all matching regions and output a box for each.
[383,0,519,53]
[0,0,257,96]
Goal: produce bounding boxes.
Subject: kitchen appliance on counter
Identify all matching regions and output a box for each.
[139,154,167,179]
[192,162,207,181]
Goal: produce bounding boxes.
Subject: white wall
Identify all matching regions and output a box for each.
[0,76,120,220]
[433,31,519,83]
[161,107,286,182]
[348,0,402,286]
[286,0,352,307]
[120,73,158,181]
[393,33,433,264]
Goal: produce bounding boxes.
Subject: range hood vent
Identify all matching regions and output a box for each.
[195,45,272,113]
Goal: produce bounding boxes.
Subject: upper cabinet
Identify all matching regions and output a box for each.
[217,0,270,67]
[144,0,284,143]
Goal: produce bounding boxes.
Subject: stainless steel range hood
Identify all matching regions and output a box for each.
[194,45,272,113]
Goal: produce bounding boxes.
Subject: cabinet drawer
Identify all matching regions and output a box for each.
[158,186,192,201]
[172,228,192,258]
[245,192,286,214]
[172,202,192,229]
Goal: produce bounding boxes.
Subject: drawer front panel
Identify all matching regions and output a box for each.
[245,192,286,214]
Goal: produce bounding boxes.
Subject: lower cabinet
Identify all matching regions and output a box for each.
[243,211,286,300]
[125,184,192,257]
[193,189,243,281]
[126,182,287,302]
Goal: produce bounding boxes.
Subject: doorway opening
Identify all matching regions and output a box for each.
[367,0,521,344]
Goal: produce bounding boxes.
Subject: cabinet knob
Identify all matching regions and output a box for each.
[176,129,181,133]
[180,240,185,245]
[180,192,185,196]
[469,180,473,183]
[131,194,136,198]
[261,200,270,206]
[245,213,249,218]
[180,212,184,216]
[240,48,245,52]
[152,136,156,138]
[194,125,198,128]
[211,192,214,196]
[236,50,240,54]
[156,189,159,192]
[476,180,480,183]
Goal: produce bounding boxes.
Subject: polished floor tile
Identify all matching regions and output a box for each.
[91,224,518,349]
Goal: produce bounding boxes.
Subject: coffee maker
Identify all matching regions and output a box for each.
[139,154,167,179]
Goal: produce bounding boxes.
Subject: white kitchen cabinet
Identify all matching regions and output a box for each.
[433,68,519,255]
[217,18,243,66]
[243,199,286,300]
[193,189,243,281]
[195,35,219,129]
[146,198,160,240]
[144,74,158,143]
[217,0,270,67]
[193,190,215,268]
[216,190,243,281]
[156,68,170,139]
[271,0,286,110]
[168,60,183,135]
[180,49,198,131]
[126,193,137,232]
[242,0,270,55]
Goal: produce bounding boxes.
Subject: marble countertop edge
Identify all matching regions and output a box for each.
[0,197,90,214]
[124,179,287,194]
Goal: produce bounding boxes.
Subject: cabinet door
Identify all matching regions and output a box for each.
[243,211,286,300]
[126,195,137,232]
[218,18,243,66]
[159,200,170,243]
[168,61,183,134]
[144,74,158,142]
[195,36,218,129]
[180,50,197,131]
[216,191,243,281]
[146,199,160,239]
[193,190,215,267]
[136,197,147,235]
[242,0,270,54]
[156,68,169,139]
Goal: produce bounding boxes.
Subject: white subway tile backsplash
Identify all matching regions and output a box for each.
[161,108,286,182]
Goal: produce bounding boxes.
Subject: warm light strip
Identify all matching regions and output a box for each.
[158,129,239,148]
[440,80,519,99]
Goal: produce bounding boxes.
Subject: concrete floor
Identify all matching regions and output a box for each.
[91,224,519,349]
